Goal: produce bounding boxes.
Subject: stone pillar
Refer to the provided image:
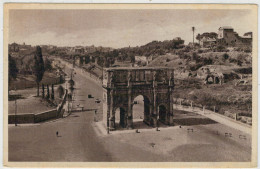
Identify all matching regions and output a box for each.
[106,89,110,132]
[109,114,115,131]
[168,77,174,125]
[108,89,115,130]
[127,71,133,129]
[147,103,153,126]
[166,72,174,125]
[143,98,150,124]
[106,71,112,132]
[152,71,158,127]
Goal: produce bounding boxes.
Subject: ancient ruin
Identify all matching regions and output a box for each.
[102,67,174,131]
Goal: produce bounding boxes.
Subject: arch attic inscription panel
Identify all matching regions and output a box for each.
[102,67,174,131]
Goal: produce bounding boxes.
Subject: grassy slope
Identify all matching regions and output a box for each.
[148,50,252,116]
[9,71,62,90]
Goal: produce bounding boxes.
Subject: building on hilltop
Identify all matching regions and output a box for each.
[217,26,252,47]
[8,42,19,52]
[200,37,217,48]
[74,47,85,54]
[21,42,31,49]
[134,55,153,67]
[197,27,252,48]
[243,32,253,38]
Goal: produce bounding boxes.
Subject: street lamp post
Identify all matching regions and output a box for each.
[15,99,17,126]
[14,88,17,126]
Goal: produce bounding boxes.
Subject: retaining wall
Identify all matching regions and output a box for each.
[34,109,58,123]
[9,89,68,124]
[9,114,35,124]
[9,109,58,124]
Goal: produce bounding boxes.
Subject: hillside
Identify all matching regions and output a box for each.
[147,47,252,123]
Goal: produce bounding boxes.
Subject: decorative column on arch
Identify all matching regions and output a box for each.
[168,71,174,125]
[152,71,158,127]
[108,89,116,130]
[107,71,115,131]
[126,70,133,129]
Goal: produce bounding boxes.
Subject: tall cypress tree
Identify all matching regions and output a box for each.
[8,54,18,92]
[46,84,50,99]
[33,46,45,96]
[57,85,64,99]
[42,84,45,98]
[51,84,54,100]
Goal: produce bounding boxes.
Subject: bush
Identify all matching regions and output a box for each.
[202,58,213,65]
[237,60,243,66]
[244,47,252,53]
[190,63,203,71]
[174,93,180,98]
[229,58,237,64]
[238,112,252,117]
[195,85,202,89]
[198,49,203,54]
[196,93,218,107]
[236,54,244,66]
[191,95,198,100]
[183,46,192,52]
[179,53,190,60]
[216,45,226,52]
[192,52,200,61]
[222,53,229,61]
[237,47,252,53]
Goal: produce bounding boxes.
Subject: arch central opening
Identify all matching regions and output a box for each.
[132,95,151,129]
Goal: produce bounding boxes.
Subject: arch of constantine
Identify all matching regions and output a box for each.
[102,67,174,131]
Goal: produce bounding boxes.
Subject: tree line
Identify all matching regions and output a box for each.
[9,46,48,97]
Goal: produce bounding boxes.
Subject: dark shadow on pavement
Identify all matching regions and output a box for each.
[114,120,170,130]
[8,94,25,101]
[173,118,217,126]
[70,115,79,117]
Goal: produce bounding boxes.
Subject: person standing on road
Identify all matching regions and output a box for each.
[94,110,97,122]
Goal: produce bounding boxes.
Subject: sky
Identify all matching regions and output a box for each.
[9,9,254,48]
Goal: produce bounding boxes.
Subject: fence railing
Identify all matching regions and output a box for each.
[173,97,252,126]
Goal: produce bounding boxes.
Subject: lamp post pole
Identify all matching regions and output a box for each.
[15,99,17,126]
[14,88,17,126]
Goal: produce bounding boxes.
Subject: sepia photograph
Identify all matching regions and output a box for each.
[3,3,258,168]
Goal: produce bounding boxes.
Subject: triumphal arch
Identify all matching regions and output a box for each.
[102,67,174,131]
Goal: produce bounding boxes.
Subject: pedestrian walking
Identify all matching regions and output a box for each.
[94,110,98,122]
[56,131,59,137]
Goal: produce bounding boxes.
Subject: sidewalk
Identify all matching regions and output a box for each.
[93,119,178,136]
[57,58,102,85]
[174,104,252,135]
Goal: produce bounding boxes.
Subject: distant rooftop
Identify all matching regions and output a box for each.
[219,26,234,30]
[104,67,174,71]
